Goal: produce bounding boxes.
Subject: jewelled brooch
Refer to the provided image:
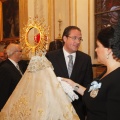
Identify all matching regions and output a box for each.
[88,81,102,98]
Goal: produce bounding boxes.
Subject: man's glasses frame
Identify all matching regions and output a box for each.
[15,50,22,53]
[68,36,83,41]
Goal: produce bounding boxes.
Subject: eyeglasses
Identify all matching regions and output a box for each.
[68,36,83,41]
[15,50,22,53]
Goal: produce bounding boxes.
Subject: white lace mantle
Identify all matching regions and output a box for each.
[27,55,53,72]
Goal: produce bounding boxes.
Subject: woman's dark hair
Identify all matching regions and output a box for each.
[48,40,63,52]
[97,26,115,48]
[97,20,120,58]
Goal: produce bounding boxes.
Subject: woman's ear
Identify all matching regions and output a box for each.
[107,48,112,55]
[107,48,113,55]
[105,48,112,59]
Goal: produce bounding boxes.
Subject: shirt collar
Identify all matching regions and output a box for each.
[8,58,18,67]
[63,47,76,58]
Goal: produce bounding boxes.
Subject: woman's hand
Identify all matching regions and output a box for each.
[62,77,86,96]
[61,78,76,88]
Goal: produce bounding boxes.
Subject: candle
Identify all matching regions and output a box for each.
[59,13,62,20]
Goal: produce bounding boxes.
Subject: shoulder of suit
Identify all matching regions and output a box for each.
[0,61,12,72]
[77,51,91,57]
[0,59,14,67]
[46,49,62,55]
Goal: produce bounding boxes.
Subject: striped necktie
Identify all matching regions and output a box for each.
[68,55,73,77]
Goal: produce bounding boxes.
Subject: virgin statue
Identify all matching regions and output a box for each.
[0,55,80,120]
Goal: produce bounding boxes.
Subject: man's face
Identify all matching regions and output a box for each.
[3,49,8,59]
[14,46,22,62]
[0,52,6,62]
[63,29,82,54]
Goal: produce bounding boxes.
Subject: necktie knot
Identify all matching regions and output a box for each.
[68,55,73,60]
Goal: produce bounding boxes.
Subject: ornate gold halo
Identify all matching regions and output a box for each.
[20,17,49,58]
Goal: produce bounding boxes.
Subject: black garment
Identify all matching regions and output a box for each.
[48,40,63,52]
[46,49,93,120]
[83,67,120,120]
[0,59,23,111]
[18,60,29,73]
[0,61,5,66]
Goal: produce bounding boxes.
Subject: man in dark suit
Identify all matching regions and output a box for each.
[46,26,93,120]
[0,43,24,111]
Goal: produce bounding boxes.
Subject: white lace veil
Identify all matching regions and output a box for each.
[0,55,80,120]
[27,55,54,72]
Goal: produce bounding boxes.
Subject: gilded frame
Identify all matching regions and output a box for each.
[0,0,28,44]
[95,0,120,57]
[2,0,19,41]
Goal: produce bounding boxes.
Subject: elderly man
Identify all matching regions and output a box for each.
[0,43,23,111]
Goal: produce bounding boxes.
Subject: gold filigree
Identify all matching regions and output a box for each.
[20,17,49,58]
[36,90,42,97]
[9,96,31,119]
[0,95,31,120]
[90,89,99,98]
[62,104,79,120]
[57,82,61,88]
[38,109,43,116]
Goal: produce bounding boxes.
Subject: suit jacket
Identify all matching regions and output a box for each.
[46,49,93,120]
[0,59,23,111]
[18,60,29,73]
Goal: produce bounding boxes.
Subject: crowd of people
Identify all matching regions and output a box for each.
[0,19,120,119]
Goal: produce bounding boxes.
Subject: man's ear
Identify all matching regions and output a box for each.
[63,36,67,42]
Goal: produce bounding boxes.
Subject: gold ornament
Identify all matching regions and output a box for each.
[20,17,49,59]
[90,89,99,98]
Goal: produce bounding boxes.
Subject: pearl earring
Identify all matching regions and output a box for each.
[106,54,109,59]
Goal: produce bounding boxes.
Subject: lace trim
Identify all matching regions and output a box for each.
[27,55,53,72]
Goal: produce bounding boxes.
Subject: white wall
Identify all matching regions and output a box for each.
[27,0,98,63]
[75,0,97,63]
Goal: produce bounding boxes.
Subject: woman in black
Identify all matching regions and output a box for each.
[63,23,120,120]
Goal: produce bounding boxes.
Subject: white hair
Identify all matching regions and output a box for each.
[6,43,20,57]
